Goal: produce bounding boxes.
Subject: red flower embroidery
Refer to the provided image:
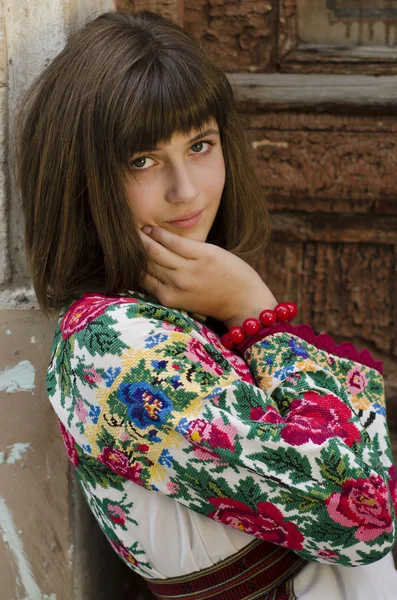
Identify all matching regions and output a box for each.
[317,549,339,561]
[107,504,127,526]
[388,465,397,510]
[185,338,223,375]
[198,325,254,384]
[98,447,144,487]
[58,421,79,467]
[187,418,237,451]
[110,540,140,568]
[326,475,393,541]
[254,391,361,447]
[60,293,137,339]
[209,497,304,550]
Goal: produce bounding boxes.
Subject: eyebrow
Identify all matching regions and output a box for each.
[148,128,220,153]
[188,128,220,144]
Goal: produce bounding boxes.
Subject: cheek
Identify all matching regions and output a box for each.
[125,179,160,226]
[203,154,226,198]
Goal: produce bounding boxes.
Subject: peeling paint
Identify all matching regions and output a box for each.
[0,443,31,465]
[0,496,56,600]
[0,361,35,393]
[252,139,289,150]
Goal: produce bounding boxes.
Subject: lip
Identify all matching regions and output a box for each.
[166,209,203,229]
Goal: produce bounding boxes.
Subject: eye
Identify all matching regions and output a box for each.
[129,156,156,170]
[190,140,214,154]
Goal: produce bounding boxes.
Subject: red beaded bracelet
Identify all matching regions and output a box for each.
[220,302,298,350]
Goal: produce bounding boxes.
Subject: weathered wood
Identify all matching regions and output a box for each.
[285,44,397,63]
[247,112,397,133]
[302,243,395,354]
[183,0,275,72]
[270,213,397,244]
[256,238,397,355]
[245,125,397,214]
[286,44,397,62]
[115,0,184,24]
[281,43,397,75]
[278,0,298,63]
[229,73,397,111]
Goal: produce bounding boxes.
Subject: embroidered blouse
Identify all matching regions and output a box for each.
[46,291,397,596]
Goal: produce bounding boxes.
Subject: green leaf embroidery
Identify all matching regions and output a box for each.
[249,446,313,484]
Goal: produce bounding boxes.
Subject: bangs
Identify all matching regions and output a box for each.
[111,50,232,162]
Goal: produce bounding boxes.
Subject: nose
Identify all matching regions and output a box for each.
[165,163,200,205]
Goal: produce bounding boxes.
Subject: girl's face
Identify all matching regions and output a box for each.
[125,119,225,242]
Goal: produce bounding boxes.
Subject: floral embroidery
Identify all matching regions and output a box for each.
[281,391,361,447]
[118,382,173,428]
[98,448,145,487]
[209,498,304,551]
[59,421,79,467]
[326,475,393,542]
[47,292,397,577]
[60,293,138,339]
[347,366,369,396]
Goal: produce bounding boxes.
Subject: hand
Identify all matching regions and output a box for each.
[138,226,277,327]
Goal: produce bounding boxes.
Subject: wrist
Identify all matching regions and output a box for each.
[222,295,278,331]
[221,301,298,350]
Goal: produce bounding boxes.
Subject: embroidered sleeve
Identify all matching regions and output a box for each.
[47,298,397,567]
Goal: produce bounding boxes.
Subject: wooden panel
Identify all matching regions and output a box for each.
[230,73,397,111]
[279,0,397,74]
[301,244,395,352]
[115,0,183,23]
[270,213,397,244]
[184,0,276,72]
[245,125,397,214]
[256,241,396,357]
[278,0,298,63]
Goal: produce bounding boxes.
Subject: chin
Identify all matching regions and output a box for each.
[178,229,208,242]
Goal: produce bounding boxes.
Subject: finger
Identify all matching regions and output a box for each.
[139,230,182,269]
[145,226,201,260]
[140,272,164,298]
[146,261,170,285]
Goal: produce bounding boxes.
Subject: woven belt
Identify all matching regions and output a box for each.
[145,540,307,600]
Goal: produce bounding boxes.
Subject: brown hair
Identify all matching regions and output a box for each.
[17,10,270,314]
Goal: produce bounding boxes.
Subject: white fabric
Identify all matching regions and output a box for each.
[89,477,397,596]
[294,551,397,599]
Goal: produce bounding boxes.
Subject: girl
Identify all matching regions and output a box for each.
[17,10,397,600]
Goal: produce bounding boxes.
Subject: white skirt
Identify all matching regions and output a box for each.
[294,552,397,600]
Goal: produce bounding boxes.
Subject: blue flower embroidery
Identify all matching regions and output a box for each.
[373,403,386,416]
[203,387,223,401]
[118,381,173,428]
[159,448,173,467]
[89,404,101,424]
[145,333,168,349]
[103,366,121,387]
[151,360,167,370]
[148,429,162,443]
[82,443,92,453]
[170,376,183,390]
[176,418,189,435]
[274,365,294,380]
[289,338,309,358]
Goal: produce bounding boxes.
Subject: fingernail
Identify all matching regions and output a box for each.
[142,226,152,235]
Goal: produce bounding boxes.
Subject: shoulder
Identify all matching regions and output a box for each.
[57,291,196,340]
